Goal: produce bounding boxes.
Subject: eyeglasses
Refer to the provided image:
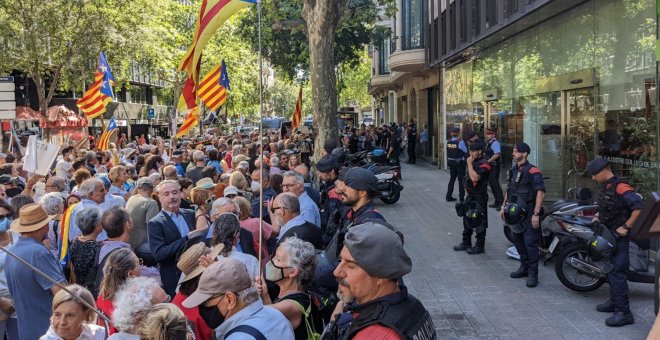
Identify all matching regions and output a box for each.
[281,183,299,188]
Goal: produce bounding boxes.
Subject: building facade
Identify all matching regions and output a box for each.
[371,0,659,198]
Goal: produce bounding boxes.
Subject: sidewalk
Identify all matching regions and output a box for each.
[374,161,655,339]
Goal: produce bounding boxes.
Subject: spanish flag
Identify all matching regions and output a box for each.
[58,203,78,267]
[77,52,115,119]
[291,85,302,130]
[179,0,257,83]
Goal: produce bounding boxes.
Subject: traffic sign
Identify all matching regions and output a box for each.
[148,108,155,119]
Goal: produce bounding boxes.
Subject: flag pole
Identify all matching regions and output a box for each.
[257,0,264,278]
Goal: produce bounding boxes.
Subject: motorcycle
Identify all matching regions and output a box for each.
[346,149,403,205]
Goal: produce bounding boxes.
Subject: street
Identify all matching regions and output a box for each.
[375,161,655,340]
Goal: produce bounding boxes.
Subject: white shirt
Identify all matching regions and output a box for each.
[40,323,105,340]
[218,247,259,280]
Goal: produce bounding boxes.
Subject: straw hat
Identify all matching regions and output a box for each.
[11,203,55,233]
[177,242,225,283]
[195,178,215,190]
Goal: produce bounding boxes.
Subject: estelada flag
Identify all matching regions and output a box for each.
[179,0,257,84]
[199,60,230,111]
[77,52,115,119]
[176,107,200,138]
[291,85,302,130]
[97,117,118,151]
[58,202,78,267]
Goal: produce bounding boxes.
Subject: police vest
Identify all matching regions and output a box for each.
[486,139,499,164]
[597,178,633,230]
[319,180,342,232]
[507,163,539,207]
[332,290,436,340]
[465,158,490,195]
[446,139,465,160]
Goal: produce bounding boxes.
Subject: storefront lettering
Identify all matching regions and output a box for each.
[604,156,660,169]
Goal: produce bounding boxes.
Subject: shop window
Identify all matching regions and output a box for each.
[486,0,497,29]
[449,2,456,50]
[472,0,481,36]
[402,0,424,50]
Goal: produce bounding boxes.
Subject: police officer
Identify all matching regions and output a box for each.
[446,127,467,202]
[406,119,417,164]
[501,143,545,288]
[387,124,402,166]
[316,155,343,236]
[587,157,643,327]
[485,128,504,209]
[454,141,491,254]
[467,131,481,147]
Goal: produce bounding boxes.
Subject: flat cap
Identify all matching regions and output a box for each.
[514,142,531,154]
[344,222,412,279]
[587,157,609,176]
[469,142,484,151]
[316,155,338,173]
[324,140,338,155]
[343,168,378,194]
[135,177,154,189]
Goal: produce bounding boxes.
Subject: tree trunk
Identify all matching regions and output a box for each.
[302,0,346,164]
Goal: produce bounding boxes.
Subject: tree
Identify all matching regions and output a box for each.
[338,48,372,108]
[0,0,169,116]
[239,0,394,160]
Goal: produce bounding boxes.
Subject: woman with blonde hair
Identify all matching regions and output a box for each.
[96,248,141,335]
[190,187,212,230]
[138,304,190,340]
[229,171,252,201]
[40,284,105,339]
[288,153,301,169]
[233,196,274,268]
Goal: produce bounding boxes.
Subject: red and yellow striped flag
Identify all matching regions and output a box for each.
[291,86,302,130]
[77,53,115,119]
[58,202,78,267]
[97,117,118,151]
[176,107,200,138]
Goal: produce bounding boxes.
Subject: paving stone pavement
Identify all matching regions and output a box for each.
[373,161,655,340]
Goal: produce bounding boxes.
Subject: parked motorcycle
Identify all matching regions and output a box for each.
[551,206,654,292]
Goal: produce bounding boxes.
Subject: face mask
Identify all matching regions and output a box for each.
[251,181,261,192]
[0,217,10,232]
[198,304,225,329]
[265,260,290,282]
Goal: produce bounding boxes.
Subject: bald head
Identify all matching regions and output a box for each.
[163,165,178,180]
[294,164,310,183]
[46,176,66,193]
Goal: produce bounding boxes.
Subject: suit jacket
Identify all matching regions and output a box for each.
[277,221,322,249]
[148,209,195,296]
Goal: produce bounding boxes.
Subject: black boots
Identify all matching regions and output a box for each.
[526,273,538,288]
[453,242,470,251]
[596,300,616,313]
[605,312,634,327]
[509,265,528,278]
[467,245,484,254]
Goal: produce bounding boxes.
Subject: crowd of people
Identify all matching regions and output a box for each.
[0,126,437,339]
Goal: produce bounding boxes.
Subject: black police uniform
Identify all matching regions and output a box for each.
[388,131,402,166]
[446,137,466,201]
[407,124,417,164]
[457,156,491,252]
[596,176,643,319]
[319,177,343,236]
[485,138,504,207]
[327,286,436,340]
[506,161,545,279]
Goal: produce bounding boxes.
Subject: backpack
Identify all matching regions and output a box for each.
[86,246,121,299]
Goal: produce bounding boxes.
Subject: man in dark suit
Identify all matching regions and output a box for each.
[269,192,322,249]
[148,180,196,296]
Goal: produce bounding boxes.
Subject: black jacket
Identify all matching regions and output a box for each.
[277,221,322,249]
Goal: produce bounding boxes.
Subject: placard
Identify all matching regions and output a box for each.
[23,135,61,176]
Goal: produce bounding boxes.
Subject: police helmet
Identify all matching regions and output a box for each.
[588,227,617,261]
[464,208,486,229]
[331,147,347,164]
[503,202,527,226]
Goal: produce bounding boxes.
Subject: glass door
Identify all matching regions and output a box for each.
[530,92,563,200]
[563,88,597,195]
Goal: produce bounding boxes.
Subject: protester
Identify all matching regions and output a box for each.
[235,196,273,267]
[109,277,169,340]
[126,177,159,266]
[268,193,321,249]
[210,213,260,279]
[69,178,107,241]
[69,206,103,291]
[182,258,295,339]
[96,248,141,334]
[40,192,65,258]
[281,171,321,227]
[0,200,17,340]
[138,303,190,340]
[255,237,322,340]
[40,284,105,340]
[190,184,214,230]
[6,203,66,340]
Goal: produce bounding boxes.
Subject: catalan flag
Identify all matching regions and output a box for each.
[177,76,198,113]
[291,85,302,130]
[77,52,115,119]
[97,117,118,151]
[199,60,230,111]
[179,0,257,83]
[58,202,78,267]
[176,106,200,138]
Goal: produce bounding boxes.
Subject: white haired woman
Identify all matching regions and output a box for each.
[40,192,65,258]
[108,277,168,340]
[40,284,105,340]
[255,237,322,340]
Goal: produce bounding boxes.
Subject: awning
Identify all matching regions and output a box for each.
[40,106,88,128]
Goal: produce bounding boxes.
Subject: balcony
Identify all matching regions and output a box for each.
[389,48,425,73]
[368,74,393,95]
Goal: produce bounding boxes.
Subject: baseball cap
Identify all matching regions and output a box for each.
[344,222,412,279]
[514,142,531,154]
[182,257,252,308]
[238,161,249,170]
[343,168,378,194]
[224,186,239,197]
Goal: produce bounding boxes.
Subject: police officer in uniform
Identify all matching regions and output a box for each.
[387,124,402,166]
[446,127,467,202]
[485,128,504,209]
[587,157,643,327]
[501,143,545,288]
[316,155,343,237]
[406,119,417,164]
[454,141,491,254]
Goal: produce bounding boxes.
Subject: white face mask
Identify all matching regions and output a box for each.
[251,181,261,192]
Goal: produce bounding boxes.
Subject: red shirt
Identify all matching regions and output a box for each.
[353,324,403,340]
[172,293,214,340]
[96,295,117,335]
